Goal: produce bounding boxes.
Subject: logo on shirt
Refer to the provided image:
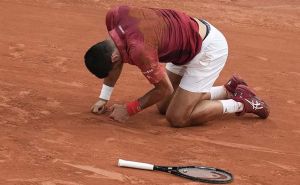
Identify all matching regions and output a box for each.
[142,69,154,81]
[118,25,125,34]
[142,69,154,75]
[146,75,152,80]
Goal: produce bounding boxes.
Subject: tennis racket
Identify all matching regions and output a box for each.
[118,159,233,184]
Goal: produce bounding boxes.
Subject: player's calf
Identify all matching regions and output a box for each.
[166,99,220,127]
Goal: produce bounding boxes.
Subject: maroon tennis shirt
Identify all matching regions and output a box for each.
[106,6,202,84]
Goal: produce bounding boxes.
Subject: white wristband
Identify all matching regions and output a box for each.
[99,84,113,100]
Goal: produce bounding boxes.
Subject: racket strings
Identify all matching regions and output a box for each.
[177,167,232,181]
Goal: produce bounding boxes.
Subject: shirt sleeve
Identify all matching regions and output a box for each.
[106,7,119,31]
[128,42,165,84]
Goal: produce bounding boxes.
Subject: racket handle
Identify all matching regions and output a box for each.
[118,159,154,171]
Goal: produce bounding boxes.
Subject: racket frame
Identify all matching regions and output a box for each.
[118,159,233,184]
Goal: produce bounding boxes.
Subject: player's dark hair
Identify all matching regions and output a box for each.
[84,40,114,78]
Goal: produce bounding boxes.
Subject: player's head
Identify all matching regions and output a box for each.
[84,40,115,78]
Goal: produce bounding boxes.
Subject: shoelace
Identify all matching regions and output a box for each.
[245,99,263,110]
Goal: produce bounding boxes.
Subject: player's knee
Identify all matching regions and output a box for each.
[166,113,189,128]
[167,107,210,127]
[169,120,189,128]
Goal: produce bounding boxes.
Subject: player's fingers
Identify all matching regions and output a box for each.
[91,105,98,113]
[109,111,115,120]
[118,118,125,123]
[90,105,95,112]
[93,105,104,114]
[108,104,116,112]
[98,106,107,114]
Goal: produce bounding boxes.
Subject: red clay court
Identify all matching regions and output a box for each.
[0,0,299,184]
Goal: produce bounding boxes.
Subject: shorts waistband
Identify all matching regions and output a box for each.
[199,19,211,41]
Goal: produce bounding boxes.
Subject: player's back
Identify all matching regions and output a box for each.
[106,6,202,65]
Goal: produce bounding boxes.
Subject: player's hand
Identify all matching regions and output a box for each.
[109,104,129,123]
[91,99,108,114]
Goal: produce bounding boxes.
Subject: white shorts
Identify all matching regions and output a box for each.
[166,21,228,93]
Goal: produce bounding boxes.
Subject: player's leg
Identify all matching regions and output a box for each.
[164,77,244,126]
[191,76,250,124]
[166,21,269,127]
[166,88,223,127]
[166,76,250,127]
[165,59,231,127]
[166,20,240,127]
[156,64,183,115]
[167,74,269,127]
[156,68,238,115]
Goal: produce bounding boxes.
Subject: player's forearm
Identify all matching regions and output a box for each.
[138,86,173,110]
[103,62,123,87]
[126,72,173,116]
[138,73,173,111]
[99,62,123,101]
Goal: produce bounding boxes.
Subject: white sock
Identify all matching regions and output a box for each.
[210,86,227,100]
[220,99,244,114]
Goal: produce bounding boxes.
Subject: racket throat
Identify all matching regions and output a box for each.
[154,166,171,172]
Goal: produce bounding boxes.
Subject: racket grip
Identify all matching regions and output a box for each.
[118,159,154,171]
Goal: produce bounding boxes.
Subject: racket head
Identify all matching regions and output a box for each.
[171,166,233,184]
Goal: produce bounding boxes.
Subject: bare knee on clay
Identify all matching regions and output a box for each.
[166,112,190,128]
[166,100,221,127]
[166,88,211,127]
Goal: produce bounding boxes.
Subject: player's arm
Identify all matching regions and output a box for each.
[91,60,123,114]
[128,45,174,114]
[138,72,173,110]
[103,59,123,87]
[109,44,173,122]
[110,71,173,122]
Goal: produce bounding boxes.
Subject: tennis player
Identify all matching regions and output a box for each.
[84,5,269,127]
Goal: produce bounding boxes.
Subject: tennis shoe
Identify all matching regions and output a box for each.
[232,85,269,119]
[224,75,248,94]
